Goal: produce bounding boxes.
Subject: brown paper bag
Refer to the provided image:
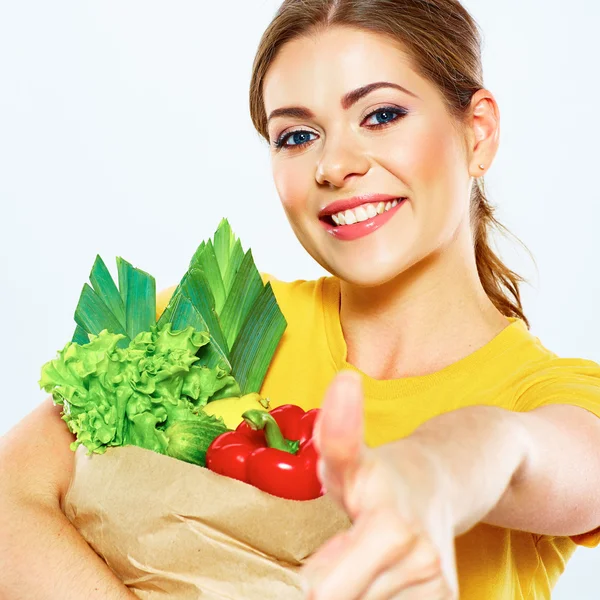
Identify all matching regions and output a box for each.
[62,445,351,599]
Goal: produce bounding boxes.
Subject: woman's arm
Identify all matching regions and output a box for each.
[0,399,136,599]
[302,372,600,599]
[409,402,600,537]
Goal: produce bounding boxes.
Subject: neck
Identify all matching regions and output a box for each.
[339,227,510,379]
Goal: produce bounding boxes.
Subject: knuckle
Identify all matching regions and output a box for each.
[414,545,443,579]
[382,511,420,557]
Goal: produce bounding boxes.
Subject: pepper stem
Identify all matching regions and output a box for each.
[242,409,300,455]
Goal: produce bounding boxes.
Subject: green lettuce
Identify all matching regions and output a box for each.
[39,323,234,457]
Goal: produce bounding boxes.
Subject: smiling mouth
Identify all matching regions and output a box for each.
[320,198,405,227]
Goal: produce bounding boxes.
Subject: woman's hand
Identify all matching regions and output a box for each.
[302,371,458,600]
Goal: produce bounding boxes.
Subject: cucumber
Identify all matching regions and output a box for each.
[165,417,229,467]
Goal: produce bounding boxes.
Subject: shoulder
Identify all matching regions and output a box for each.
[475,319,600,413]
[516,355,600,393]
[510,321,600,387]
[510,328,600,413]
[0,398,76,507]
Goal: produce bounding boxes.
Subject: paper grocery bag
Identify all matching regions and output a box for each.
[62,445,351,599]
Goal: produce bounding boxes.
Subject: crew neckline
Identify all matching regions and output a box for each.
[321,276,530,399]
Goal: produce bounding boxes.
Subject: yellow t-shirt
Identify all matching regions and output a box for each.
[157,275,600,599]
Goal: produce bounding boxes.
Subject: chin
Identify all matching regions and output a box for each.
[295,217,427,287]
[321,250,417,288]
[334,266,404,288]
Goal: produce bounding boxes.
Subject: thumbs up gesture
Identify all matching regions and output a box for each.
[302,371,458,600]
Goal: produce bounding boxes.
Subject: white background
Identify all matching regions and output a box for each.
[1,0,598,596]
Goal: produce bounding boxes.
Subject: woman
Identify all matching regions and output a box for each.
[1,0,599,599]
[243,0,600,597]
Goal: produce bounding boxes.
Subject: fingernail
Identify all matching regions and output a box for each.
[338,369,362,389]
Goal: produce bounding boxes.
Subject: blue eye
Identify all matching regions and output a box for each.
[364,107,407,127]
[274,130,317,149]
[272,106,407,151]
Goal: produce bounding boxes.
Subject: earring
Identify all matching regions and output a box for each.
[478,164,485,170]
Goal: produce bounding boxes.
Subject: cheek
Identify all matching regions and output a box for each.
[417,126,466,197]
[382,118,461,186]
[379,118,468,221]
[271,157,312,214]
[373,117,469,261]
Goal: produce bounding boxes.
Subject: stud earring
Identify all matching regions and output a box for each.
[478,164,485,170]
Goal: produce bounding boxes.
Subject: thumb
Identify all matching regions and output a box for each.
[314,370,365,503]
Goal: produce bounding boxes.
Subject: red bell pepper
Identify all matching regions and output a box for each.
[206,404,323,500]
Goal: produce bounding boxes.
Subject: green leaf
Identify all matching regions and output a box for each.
[182,364,240,407]
[117,257,130,306]
[211,219,245,295]
[180,270,230,366]
[188,241,206,271]
[206,376,242,402]
[169,293,206,332]
[72,324,90,345]
[230,282,287,394]
[181,270,228,350]
[118,258,156,339]
[219,249,263,349]
[89,255,126,329]
[223,239,244,294]
[160,218,287,394]
[194,241,226,314]
[169,294,230,371]
[213,218,233,280]
[72,255,157,350]
[74,284,130,348]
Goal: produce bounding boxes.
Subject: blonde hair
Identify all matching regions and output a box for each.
[249,0,529,326]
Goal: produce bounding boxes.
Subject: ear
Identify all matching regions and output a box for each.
[466,89,500,178]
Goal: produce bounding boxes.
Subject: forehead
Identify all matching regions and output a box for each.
[263,26,430,114]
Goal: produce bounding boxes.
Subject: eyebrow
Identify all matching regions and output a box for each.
[266,81,419,124]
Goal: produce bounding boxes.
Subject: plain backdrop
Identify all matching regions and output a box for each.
[1,0,598,596]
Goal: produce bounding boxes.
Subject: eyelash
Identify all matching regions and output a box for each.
[272,106,408,151]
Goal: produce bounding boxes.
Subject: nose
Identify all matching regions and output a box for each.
[315,131,371,188]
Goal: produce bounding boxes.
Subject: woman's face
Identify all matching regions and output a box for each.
[263,26,477,287]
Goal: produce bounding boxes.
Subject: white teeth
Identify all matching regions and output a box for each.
[344,209,357,225]
[354,205,369,222]
[329,199,404,226]
[365,204,378,218]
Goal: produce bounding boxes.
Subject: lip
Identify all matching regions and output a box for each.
[318,194,404,218]
[319,198,407,241]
